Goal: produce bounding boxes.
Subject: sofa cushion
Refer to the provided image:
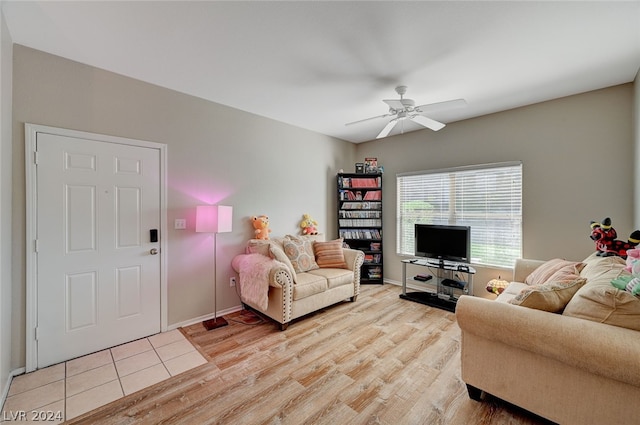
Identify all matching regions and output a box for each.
[247,239,297,281]
[313,239,348,269]
[307,268,353,289]
[283,235,319,273]
[508,276,587,312]
[524,258,585,286]
[293,272,327,300]
[495,282,528,303]
[561,255,640,331]
[579,252,627,282]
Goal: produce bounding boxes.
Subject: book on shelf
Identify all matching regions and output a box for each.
[339,210,381,219]
[338,219,382,227]
[364,254,382,264]
[363,190,381,200]
[339,229,382,239]
[339,176,381,189]
[340,201,382,210]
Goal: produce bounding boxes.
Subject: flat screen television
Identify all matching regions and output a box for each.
[414,224,471,264]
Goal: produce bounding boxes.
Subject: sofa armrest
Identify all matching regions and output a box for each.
[456,295,640,387]
[232,253,293,289]
[343,248,365,271]
[513,258,546,283]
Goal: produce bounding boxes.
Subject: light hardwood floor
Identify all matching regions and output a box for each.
[67,285,554,424]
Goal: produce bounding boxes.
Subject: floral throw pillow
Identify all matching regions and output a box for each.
[283,235,319,273]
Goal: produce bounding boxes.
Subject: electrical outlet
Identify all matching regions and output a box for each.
[230,277,236,287]
[174,218,186,229]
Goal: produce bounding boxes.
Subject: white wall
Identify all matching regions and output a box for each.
[11,45,356,369]
[0,2,13,397]
[355,84,635,294]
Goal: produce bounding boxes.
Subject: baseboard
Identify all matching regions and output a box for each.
[167,304,244,331]
[1,367,26,409]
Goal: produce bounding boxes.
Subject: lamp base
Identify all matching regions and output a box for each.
[203,317,228,330]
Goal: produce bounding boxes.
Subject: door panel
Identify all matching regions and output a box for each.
[36,132,161,368]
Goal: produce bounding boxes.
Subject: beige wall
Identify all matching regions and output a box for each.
[355,84,635,294]
[11,45,356,369]
[6,43,639,373]
[1,4,13,394]
[635,70,640,228]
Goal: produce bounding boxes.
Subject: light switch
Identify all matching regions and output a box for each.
[174,218,186,229]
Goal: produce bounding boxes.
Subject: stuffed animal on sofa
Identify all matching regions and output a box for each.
[589,217,640,259]
[251,215,271,240]
[299,213,318,235]
[611,248,640,296]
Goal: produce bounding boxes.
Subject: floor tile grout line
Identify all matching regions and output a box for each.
[108,345,126,410]
[4,332,206,421]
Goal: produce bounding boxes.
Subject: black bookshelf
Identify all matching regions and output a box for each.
[337,173,383,284]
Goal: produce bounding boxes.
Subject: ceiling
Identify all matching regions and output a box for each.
[3,1,640,143]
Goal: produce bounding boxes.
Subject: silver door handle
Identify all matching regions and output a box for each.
[150,248,158,255]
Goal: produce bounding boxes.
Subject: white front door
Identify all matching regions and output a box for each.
[33,130,162,368]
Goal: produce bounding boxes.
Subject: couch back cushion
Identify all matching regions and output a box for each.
[524,258,585,286]
[562,254,640,331]
[508,275,587,312]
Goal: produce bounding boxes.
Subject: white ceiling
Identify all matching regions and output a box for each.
[3,1,640,143]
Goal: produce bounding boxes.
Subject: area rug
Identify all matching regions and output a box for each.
[229,309,265,325]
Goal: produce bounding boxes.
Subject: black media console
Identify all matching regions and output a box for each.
[400,258,475,312]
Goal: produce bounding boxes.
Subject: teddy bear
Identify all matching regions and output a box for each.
[251,215,271,240]
[589,217,640,259]
[299,213,318,235]
[611,248,640,296]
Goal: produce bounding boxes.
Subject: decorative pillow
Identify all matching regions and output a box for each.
[524,258,585,286]
[563,279,640,331]
[509,275,587,312]
[313,239,348,269]
[283,235,319,273]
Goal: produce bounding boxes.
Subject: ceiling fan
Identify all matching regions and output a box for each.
[346,86,467,139]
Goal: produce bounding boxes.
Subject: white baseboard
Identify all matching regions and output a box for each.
[167,304,244,331]
[1,367,26,409]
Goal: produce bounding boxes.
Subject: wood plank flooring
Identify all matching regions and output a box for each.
[66,285,554,424]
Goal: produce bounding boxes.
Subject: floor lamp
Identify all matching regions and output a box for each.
[196,205,233,330]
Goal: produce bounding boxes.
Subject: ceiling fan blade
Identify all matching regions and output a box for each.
[382,99,405,110]
[412,115,446,131]
[415,98,467,114]
[345,113,393,126]
[377,120,398,139]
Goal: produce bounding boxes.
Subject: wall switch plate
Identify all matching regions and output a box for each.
[230,277,236,287]
[174,219,186,229]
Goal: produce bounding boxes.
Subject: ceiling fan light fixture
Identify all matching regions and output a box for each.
[347,86,466,138]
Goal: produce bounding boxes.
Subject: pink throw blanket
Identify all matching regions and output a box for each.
[231,254,277,311]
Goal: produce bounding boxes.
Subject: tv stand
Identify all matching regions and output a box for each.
[400,258,475,312]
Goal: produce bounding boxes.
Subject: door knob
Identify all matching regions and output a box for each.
[150,248,158,255]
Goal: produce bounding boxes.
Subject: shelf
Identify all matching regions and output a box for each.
[338,172,383,285]
[400,292,457,313]
[400,260,474,311]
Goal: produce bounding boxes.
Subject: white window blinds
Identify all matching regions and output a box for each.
[397,162,522,268]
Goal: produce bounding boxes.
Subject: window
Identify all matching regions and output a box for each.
[396,162,522,268]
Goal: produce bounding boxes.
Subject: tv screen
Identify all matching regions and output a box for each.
[414,224,471,263]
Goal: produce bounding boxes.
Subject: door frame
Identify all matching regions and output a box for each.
[25,123,168,372]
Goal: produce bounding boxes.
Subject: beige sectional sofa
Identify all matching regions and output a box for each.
[232,235,364,330]
[456,253,640,424]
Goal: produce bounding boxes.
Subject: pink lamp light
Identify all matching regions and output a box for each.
[196,205,233,330]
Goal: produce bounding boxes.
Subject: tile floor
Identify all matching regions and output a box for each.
[1,329,208,423]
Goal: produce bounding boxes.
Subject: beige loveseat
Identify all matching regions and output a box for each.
[456,253,640,424]
[232,235,364,330]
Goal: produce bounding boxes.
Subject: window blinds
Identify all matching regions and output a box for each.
[396,162,522,268]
